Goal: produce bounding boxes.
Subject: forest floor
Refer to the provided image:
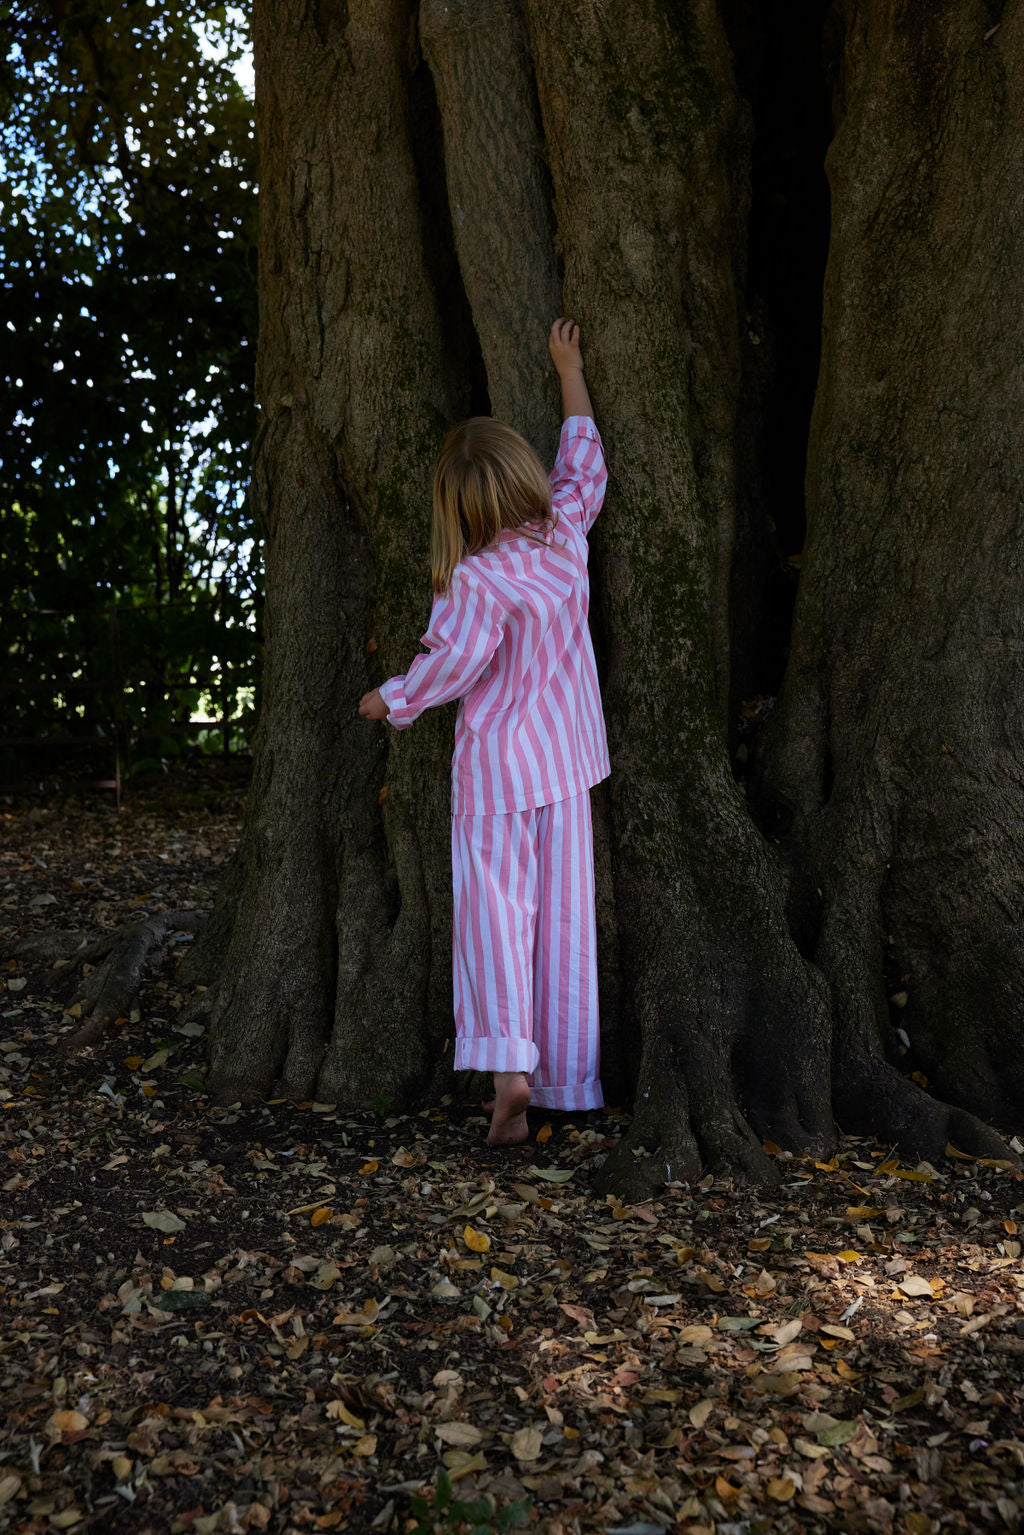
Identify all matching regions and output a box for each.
[1,768,1023,1535]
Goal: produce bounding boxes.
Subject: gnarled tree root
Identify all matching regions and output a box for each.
[590,891,838,1202]
[2,929,97,969]
[6,914,206,1050]
[834,1052,1021,1170]
[66,913,206,1049]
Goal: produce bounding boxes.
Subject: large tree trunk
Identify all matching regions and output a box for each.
[205,0,463,1103]
[522,0,837,1193]
[762,0,1024,1162]
[198,0,1023,1190]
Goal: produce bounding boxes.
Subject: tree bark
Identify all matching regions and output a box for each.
[520,0,837,1194]
[763,0,1024,1162]
[205,0,462,1103]
[197,0,1023,1188]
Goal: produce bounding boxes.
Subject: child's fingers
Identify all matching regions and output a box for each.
[550,316,579,347]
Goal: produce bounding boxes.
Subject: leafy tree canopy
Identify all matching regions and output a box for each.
[0,1,258,759]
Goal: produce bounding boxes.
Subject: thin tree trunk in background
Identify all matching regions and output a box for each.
[195,0,1023,1188]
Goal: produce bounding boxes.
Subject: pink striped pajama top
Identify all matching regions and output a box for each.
[378,415,610,814]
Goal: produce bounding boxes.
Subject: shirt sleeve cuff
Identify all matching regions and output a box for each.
[378,676,415,729]
[559,414,601,450]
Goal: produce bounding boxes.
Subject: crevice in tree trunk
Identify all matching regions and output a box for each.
[406,38,490,419]
[724,0,832,735]
[420,0,562,449]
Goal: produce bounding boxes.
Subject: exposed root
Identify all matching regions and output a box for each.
[208,1076,270,1108]
[593,1137,700,1205]
[592,1083,703,1201]
[3,929,100,970]
[811,855,1022,1170]
[741,964,838,1159]
[58,912,206,1050]
[593,1114,786,1201]
[834,1054,1021,1170]
[746,1045,838,1161]
[694,1102,784,1183]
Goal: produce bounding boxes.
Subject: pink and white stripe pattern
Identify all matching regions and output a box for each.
[378,416,610,814]
[451,790,602,1110]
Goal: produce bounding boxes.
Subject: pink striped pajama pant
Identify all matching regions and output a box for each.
[451,789,603,1111]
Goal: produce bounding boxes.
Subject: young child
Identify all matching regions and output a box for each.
[358,318,609,1145]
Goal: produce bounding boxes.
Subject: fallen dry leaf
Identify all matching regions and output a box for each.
[141,1210,185,1233]
[510,1426,543,1461]
[767,1477,796,1500]
[896,1275,937,1297]
[435,1422,483,1448]
[48,1410,89,1433]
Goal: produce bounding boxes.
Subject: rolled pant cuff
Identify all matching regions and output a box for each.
[454,1038,540,1075]
[529,1081,604,1111]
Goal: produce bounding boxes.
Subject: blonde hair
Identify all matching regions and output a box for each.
[431,417,553,593]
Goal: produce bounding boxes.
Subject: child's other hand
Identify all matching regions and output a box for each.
[549,317,584,377]
[358,688,389,721]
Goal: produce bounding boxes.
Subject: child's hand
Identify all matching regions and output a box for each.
[550,317,593,422]
[549,317,584,377]
[358,688,389,721]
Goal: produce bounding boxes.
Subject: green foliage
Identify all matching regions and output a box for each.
[0,1,259,774]
[408,1471,531,1535]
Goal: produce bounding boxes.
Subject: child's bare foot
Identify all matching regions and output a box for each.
[486,1072,530,1145]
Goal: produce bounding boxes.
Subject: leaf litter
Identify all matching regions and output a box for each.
[1,780,1024,1533]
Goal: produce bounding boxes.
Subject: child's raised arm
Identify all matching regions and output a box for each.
[548,319,606,532]
[549,318,594,422]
